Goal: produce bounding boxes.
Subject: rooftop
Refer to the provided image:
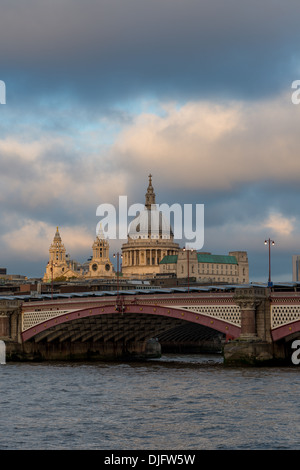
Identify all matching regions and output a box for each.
[160,253,238,265]
[2,282,300,302]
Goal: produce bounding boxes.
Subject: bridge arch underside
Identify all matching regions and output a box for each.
[21,304,240,360]
[272,320,300,342]
[22,304,240,343]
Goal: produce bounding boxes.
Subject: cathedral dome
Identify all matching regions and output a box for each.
[128,175,173,240]
[128,207,173,240]
[121,174,180,278]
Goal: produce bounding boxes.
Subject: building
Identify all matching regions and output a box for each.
[292,255,300,282]
[43,227,82,282]
[43,226,115,283]
[86,225,115,278]
[160,250,249,284]
[42,175,249,284]
[121,175,180,278]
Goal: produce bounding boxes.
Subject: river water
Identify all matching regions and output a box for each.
[0,354,300,450]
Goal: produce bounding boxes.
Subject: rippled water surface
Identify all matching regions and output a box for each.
[1,354,300,450]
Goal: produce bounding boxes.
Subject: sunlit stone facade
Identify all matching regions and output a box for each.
[43,227,81,282]
[121,175,180,278]
[86,225,114,278]
[160,250,249,284]
[43,177,249,284]
[43,226,115,282]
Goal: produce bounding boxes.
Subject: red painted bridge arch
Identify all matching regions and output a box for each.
[272,320,300,342]
[21,303,241,343]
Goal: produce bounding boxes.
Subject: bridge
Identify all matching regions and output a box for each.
[2,283,300,364]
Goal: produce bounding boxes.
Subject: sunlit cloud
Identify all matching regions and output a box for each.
[1,220,94,262]
[263,212,296,237]
[112,93,300,192]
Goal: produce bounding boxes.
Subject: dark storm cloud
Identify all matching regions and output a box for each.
[1,0,300,104]
[1,0,300,280]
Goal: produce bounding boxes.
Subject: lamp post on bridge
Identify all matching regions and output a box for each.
[264,238,275,287]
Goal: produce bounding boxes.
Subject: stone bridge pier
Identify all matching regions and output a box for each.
[223,287,287,365]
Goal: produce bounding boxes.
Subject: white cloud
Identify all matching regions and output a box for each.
[112,93,300,192]
[0,138,46,162]
[263,212,296,237]
[1,92,300,278]
[1,219,94,262]
[0,132,128,211]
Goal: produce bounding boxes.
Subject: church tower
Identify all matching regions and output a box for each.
[87,225,115,278]
[49,227,66,265]
[43,227,81,282]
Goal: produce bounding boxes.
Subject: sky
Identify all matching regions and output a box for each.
[1,0,300,282]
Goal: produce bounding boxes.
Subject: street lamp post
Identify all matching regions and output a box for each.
[264,238,275,286]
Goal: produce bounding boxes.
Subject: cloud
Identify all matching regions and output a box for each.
[1,219,94,262]
[263,213,296,237]
[0,138,44,162]
[1,0,300,105]
[1,0,300,280]
[112,93,300,193]
[1,91,300,280]
[201,210,299,282]
[0,131,128,220]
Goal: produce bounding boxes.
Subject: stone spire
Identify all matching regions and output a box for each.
[97,223,105,240]
[49,227,66,264]
[53,226,61,241]
[145,174,156,210]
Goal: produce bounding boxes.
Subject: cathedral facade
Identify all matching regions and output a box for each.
[43,226,115,282]
[121,175,180,278]
[43,175,249,284]
[86,225,114,278]
[43,227,80,282]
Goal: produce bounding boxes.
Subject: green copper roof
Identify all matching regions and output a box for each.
[160,253,238,265]
[160,255,178,264]
[197,254,238,265]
